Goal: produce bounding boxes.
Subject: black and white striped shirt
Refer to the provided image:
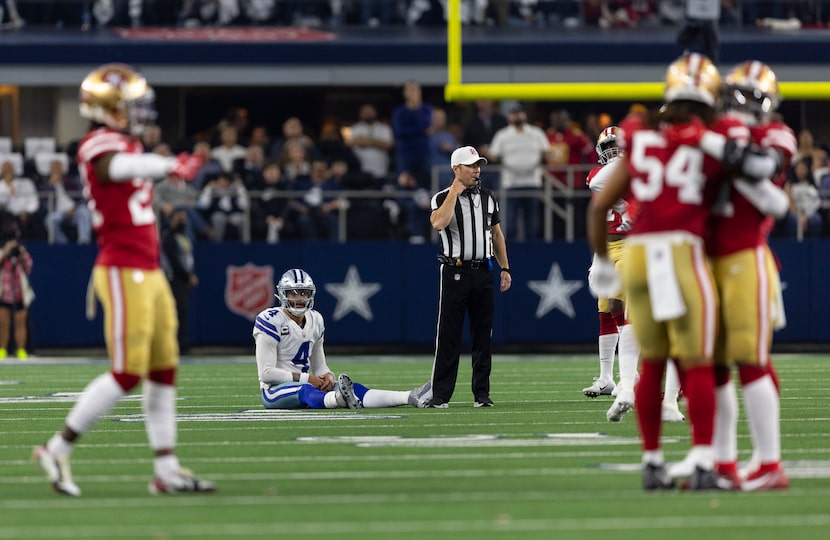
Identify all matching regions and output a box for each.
[430,186,500,261]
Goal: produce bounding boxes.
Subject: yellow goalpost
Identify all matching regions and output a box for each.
[443,0,830,102]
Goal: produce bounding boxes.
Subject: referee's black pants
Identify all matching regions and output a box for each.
[431,264,494,405]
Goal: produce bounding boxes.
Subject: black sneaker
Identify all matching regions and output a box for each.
[643,463,675,491]
[427,400,449,408]
[474,398,494,408]
[688,466,721,491]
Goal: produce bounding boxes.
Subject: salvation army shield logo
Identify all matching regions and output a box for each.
[225,264,274,320]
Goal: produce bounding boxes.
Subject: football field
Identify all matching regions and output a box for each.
[1,353,829,539]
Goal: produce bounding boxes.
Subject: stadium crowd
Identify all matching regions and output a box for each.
[1,1,828,30]
[1,90,829,244]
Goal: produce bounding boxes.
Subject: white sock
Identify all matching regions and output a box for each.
[663,361,681,404]
[713,382,738,464]
[598,333,618,382]
[46,433,74,458]
[324,391,339,408]
[154,454,181,478]
[642,449,665,466]
[65,372,126,435]
[143,380,177,451]
[361,389,408,408]
[616,324,639,392]
[743,375,781,463]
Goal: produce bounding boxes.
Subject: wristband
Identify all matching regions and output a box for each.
[298,372,310,383]
[501,268,511,274]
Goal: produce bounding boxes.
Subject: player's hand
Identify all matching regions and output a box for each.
[588,255,621,298]
[616,211,633,232]
[319,373,335,392]
[168,153,204,181]
[662,116,706,148]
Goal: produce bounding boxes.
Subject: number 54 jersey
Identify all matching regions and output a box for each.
[77,127,160,269]
[619,113,748,238]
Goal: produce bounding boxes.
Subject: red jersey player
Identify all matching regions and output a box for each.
[585,127,685,424]
[34,64,214,496]
[588,52,749,491]
[671,61,794,491]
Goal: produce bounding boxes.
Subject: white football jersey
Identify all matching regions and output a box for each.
[253,306,332,389]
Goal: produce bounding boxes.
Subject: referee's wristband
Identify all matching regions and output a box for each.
[500,268,511,274]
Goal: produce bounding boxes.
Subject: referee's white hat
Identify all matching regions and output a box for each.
[450,146,488,167]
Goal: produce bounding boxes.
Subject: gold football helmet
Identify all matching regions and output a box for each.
[79,63,157,135]
[723,60,780,126]
[595,126,621,165]
[663,53,721,107]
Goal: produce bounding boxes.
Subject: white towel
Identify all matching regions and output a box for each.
[770,267,787,331]
[646,240,687,321]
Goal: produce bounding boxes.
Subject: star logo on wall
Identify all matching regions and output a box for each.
[324,265,382,321]
[527,263,583,319]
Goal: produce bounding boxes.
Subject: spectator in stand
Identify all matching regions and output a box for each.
[197,172,250,242]
[0,159,42,241]
[317,121,360,172]
[462,100,508,160]
[391,80,433,187]
[0,217,33,360]
[290,159,341,241]
[234,143,266,189]
[248,125,271,152]
[190,140,224,190]
[211,125,247,173]
[250,161,291,243]
[792,129,819,171]
[141,124,163,152]
[488,104,551,241]
[269,117,318,161]
[546,109,593,183]
[278,139,313,182]
[347,103,395,182]
[785,160,823,239]
[155,175,213,242]
[396,169,432,243]
[42,158,92,245]
[428,107,460,186]
[214,106,250,146]
[160,209,198,355]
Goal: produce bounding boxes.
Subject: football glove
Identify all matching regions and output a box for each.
[169,153,204,181]
[588,255,622,299]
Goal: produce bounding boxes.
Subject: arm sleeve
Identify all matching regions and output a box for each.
[700,131,781,180]
[254,332,295,386]
[733,179,790,219]
[108,152,176,182]
[587,159,623,193]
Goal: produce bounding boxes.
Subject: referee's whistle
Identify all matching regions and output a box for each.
[455,259,462,267]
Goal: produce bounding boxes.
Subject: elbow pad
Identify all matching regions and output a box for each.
[722,140,781,182]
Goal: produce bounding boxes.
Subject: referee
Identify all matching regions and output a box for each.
[427,145,512,408]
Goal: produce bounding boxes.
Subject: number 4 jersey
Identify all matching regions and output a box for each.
[619,113,748,238]
[77,127,160,269]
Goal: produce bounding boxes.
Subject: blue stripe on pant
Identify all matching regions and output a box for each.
[262,382,328,409]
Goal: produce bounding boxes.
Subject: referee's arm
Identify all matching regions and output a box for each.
[491,223,512,292]
[430,179,463,230]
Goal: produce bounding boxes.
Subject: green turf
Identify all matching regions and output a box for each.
[1,354,828,539]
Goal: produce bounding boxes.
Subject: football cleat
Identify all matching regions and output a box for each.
[687,466,721,491]
[474,398,494,408]
[336,373,362,409]
[606,388,634,422]
[643,463,675,491]
[583,378,615,398]
[149,469,217,495]
[714,462,741,491]
[741,463,789,492]
[408,380,433,408]
[668,446,714,479]
[661,402,686,422]
[33,445,81,497]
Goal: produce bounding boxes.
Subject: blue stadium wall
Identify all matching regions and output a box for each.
[26,239,827,349]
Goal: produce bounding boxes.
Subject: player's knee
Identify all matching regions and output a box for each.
[111,372,142,392]
[738,364,768,386]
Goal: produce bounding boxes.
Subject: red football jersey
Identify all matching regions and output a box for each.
[586,164,631,235]
[707,119,796,256]
[77,127,160,269]
[619,113,746,238]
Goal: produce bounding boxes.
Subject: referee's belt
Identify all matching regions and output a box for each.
[438,256,491,270]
